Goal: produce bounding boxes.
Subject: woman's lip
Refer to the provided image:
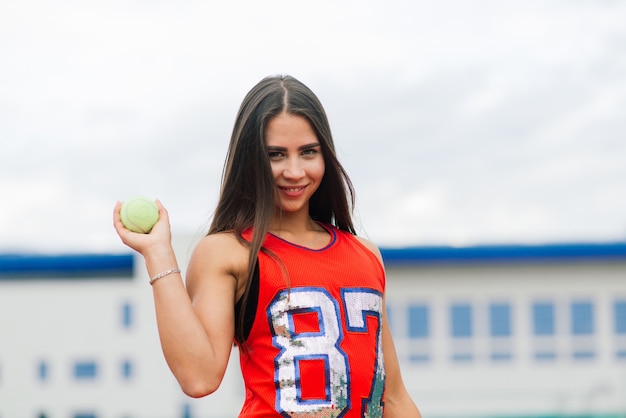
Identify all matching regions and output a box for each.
[279,185,307,197]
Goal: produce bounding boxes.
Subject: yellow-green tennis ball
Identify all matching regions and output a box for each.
[120,196,159,233]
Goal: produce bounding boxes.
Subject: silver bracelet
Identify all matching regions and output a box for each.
[150,268,181,285]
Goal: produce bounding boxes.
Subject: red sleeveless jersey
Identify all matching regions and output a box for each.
[238,225,386,417]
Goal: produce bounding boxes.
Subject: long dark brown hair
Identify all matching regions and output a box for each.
[208,75,355,344]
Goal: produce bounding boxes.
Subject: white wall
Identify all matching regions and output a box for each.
[0,234,246,418]
[1,241,625,417]
[386,262,626,417]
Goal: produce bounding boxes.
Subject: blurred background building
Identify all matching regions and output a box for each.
[2,235,625,418]
[3,2,625,417]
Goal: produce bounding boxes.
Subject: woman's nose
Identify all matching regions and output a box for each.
[282,158,305,179]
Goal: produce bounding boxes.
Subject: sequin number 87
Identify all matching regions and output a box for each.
[268,287,385,417]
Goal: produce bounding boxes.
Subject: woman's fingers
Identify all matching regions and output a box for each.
[112,199,171,253]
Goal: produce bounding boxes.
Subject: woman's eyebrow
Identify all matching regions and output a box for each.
[266,142,320,151]
[299,142,321,150]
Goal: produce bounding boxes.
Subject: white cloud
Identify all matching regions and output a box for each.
[1,0,626,251]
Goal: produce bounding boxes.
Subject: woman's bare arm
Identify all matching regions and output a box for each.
[113,201,246,397]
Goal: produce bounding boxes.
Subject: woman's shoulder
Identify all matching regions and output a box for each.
[331,227,384,265]
[187,232,250,286]
[195,230,248,252]
[353,235,383,263]
[195,232,250,264]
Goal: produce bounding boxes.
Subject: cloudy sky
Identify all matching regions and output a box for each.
[1,0,625,253]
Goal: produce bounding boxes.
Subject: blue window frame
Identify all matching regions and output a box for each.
[534,351,556,361]
[571,301,594,335]
[409,354,430,363]
[451,304,472,338]
[38,360,49,382]
[490,303,511,337]
[532,302,555,336]
[73,361,98,380]
[408,304,429,339]
[182,403,192,418]
[614,301,626,334]
[572,351,595,360]
[452,353,473,362]
[122,302,133,329]
[121,359,133,380]
[491,352,512,361]
[489,303,512,362]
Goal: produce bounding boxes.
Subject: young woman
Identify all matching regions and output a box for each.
[113,75,421,417]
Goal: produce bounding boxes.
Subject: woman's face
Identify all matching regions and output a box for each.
[265,112,325,215]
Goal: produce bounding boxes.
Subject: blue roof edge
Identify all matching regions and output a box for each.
[380,242,626,266]
[0,253,135,279]
[1,242,626,277]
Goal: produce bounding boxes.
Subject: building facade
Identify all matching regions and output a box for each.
[1,240,625,418]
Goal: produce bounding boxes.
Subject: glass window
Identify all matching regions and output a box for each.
[451,353,473,362]
[572,351,594,360]
[409,354,430,363]
[451,304,472,338]
[121,359,133,380]
[122,302,133,329]
[491,352,512,361]
[73,361,98,380]
[532,302,555,336]
[534,351,556,361]
[571,301,594,335]
[614,301,626,334]
[38,360,48,382]
[408,305,429,339]
[490,303,511,337]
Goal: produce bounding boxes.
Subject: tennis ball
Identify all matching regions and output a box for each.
[120,196,159,233]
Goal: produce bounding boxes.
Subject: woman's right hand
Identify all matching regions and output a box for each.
[113,199,173,256]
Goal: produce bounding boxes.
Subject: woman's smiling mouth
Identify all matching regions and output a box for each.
[279,185,307,197]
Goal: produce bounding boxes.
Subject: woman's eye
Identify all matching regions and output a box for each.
[268,151,283,159]
[302,148,319,156]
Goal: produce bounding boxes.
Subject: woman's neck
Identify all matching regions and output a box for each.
[269,212,328,249]
[269,211,321,235]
